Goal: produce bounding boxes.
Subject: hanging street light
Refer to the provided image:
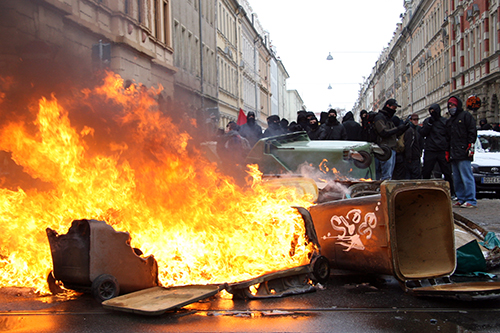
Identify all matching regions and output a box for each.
[326,52,333,60]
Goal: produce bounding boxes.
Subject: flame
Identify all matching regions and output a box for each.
[0,72,315,294]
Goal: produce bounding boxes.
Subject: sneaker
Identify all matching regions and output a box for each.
[460,202,477,209]
[452,201,463,207]
[451,196,458,202]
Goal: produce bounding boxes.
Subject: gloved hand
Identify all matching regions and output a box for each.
[404,115,412,125]
[467,143,474,158]
[445,151,450,162]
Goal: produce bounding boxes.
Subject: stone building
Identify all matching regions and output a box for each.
[355,0,500,126]
[0,0,177,100]
[170,0,218,125]
[0,0,300,132]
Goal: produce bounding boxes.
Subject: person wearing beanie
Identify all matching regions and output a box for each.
[420,103,455,197]
[239,111,262,147]
[263,114,286,138]
[318,109,348,140]
[445,95,477,208]
[372,99,410,180]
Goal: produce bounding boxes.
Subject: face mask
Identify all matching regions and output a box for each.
[247,117,255,125]
[449,107,457,116]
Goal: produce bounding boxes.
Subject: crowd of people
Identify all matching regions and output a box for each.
[217,95,493,208]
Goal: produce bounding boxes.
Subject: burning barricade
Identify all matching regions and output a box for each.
[2,71,500,316]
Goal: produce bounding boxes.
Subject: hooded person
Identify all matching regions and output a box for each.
[372,99,410,180]
[342,111,363,141]
[480,118,493,130]
[318,109,347,140]
[319,111,329,125]
[420,103,454,196]
[220,121,251,166]
[445,96,478,208]
[238,111,263,147]
[280,118,290,132]
[306,114,322,140]
[297,111,309,131]
[263,114,286,138]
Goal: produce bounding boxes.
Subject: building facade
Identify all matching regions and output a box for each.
[170,0,218,120]
[0,0,303,132]
[0,0,177,99]
[355,0,500,126]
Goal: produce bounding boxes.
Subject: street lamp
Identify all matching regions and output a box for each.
[327,84,332,90]
[326,52,333,60]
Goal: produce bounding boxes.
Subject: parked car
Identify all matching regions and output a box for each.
[473,130,500,196]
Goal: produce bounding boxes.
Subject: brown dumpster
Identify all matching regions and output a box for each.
[309,180,500,299]
[46,219,158,302]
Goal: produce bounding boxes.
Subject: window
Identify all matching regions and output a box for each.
[138,0,143,24]
[163,0,170,46]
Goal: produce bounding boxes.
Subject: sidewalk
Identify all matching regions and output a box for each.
[452,198,500,234]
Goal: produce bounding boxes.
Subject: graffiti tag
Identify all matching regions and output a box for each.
[322,205,379,251]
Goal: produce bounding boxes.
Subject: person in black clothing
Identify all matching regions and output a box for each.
[319,111,328,126]
[479,118,493,130]
[446,96,477,208]
[280,118,289,132]
[288,121,303,133]
[263,115,286,138]
[403,113,424,179]
[392,116,406,180]
[297,111,309,131]
[318,109,347,140]
[238,111,262,147]
[342,111,363,141]
[373,99,410,180]
[360,109,378,143]
[420,103,454,195]
[307,114,322,140]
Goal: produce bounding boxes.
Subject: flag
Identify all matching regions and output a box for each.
[236,108,247,126]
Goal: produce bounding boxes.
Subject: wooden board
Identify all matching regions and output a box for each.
[102,285,220,316]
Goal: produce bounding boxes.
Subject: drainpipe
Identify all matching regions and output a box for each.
[199,0,204,111]
[254,37,260,122]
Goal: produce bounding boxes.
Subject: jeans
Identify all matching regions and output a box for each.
[451,159,476,206]
[376,149,396,180]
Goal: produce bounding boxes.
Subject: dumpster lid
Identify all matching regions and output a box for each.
[405,278,500,300]
[102,285,220,315]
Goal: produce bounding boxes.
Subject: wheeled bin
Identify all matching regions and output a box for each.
[46,219,158,301]
[309,180,500,300]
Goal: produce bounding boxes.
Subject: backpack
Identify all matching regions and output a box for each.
[395,133,405,153]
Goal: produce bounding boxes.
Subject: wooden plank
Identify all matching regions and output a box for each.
[102,285,220,316]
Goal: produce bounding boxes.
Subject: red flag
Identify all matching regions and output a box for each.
[236,108,247,126]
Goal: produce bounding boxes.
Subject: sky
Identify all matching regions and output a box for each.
[247,0,406,115]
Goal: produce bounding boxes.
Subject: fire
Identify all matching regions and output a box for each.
[0,72,315,294]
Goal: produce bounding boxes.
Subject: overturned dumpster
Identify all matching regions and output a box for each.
[309,179,500,300]
[46,219,158,301]
[245,132,390,180]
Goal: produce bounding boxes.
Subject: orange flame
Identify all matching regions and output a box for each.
[0,72,315,294]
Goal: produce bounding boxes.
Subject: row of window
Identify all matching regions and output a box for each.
[218,3,237,46]
[218,57,238,96]
[124,0,170,46]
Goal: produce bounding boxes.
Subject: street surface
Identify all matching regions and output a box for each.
[1,198,500,333]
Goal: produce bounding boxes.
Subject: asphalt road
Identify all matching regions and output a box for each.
[1,198,500,333]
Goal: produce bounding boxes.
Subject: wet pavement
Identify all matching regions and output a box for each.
[1,199,500,332]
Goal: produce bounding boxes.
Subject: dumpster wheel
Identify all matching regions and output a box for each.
[310,256,330,284]
[47,270,64,295]
[92,274,120,302]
